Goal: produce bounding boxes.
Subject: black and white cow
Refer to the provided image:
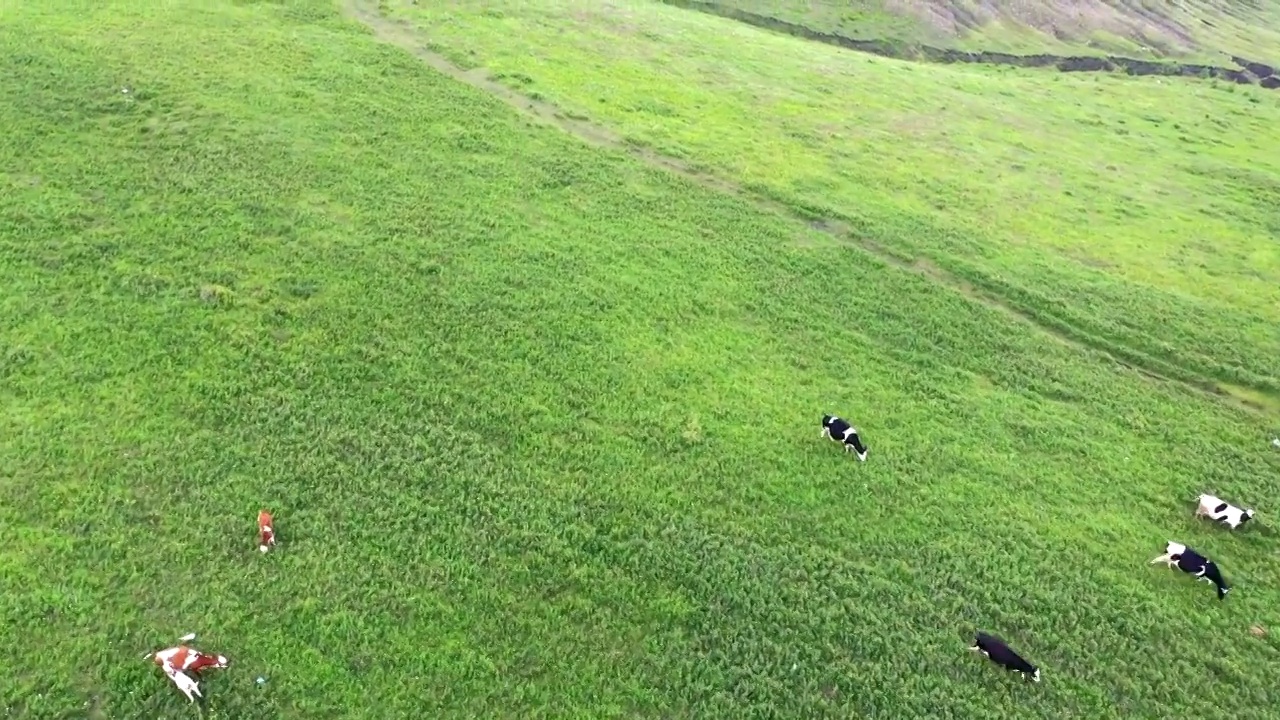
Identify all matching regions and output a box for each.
[1194,493,1255,530]
[1149,541,1231,600]
[820,415,867,461]
[969,632,1040,682]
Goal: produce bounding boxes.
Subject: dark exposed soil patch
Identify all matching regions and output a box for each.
[658,0,1279,90]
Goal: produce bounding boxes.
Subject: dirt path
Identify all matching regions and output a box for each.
[655,0,1278,90]
[342,0,745,196]
[340,0,1273,417]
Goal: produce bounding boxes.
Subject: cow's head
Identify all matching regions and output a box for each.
[1241,509,1256,524]
[821,415,834,427]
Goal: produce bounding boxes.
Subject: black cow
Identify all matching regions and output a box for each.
[969,631,1040,682]
[1149,541,1231,600]
[820,415,867,461]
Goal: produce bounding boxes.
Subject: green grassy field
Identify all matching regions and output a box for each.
[386,0,1280,411]
[706,0,1280,62]
[2,0,1280,717]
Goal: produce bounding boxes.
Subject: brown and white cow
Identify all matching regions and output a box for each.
[146,644,229,703]
[150,645,230,674]
[258,509,277,553]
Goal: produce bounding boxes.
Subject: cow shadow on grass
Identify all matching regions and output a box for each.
[1185,512,1276,543]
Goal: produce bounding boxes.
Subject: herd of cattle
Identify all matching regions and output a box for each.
[145,417,1259,700]
[822,415,1257,683]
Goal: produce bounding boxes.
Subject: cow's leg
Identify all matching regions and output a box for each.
[167,670,199,702]
[844,431,868,456]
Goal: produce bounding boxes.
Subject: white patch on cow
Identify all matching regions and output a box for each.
[164,668,201,702]
[1194,495,1213,516]
[1150,541,1185,567]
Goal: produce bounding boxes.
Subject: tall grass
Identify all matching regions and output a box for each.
[384,0,1280,406]
[1,0,1279,717]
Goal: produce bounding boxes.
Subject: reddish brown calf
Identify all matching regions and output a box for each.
[258,509,276,553]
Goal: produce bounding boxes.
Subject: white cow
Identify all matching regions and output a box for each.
[1195,493,1255,530]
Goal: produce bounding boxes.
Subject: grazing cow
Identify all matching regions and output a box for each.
[820,415,868,461]
[258,509,277,553]
[146,645,228,703]
[149,645,230,674]
[968,631,1040,682]
[1194,494,1255,530]
[1149,541,1231,600]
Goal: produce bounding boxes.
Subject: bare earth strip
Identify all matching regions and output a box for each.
[339,0,1273,417]
[712,0,1280,65]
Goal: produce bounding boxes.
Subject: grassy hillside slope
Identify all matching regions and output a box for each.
[708,0,1280,62]
[1,0,1279,718]
[385,0,1280,410]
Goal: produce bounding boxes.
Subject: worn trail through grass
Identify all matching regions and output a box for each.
[345,0,1273,418]
[369,0,1280,413]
